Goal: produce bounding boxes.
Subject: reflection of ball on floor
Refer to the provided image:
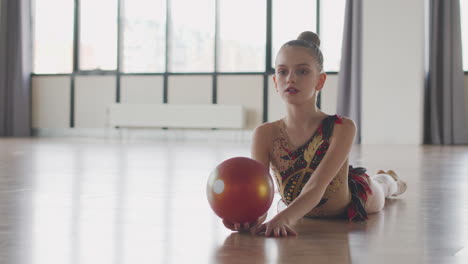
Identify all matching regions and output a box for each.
[206,157,274,223]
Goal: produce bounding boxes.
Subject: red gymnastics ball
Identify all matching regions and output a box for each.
[206,157,274,223]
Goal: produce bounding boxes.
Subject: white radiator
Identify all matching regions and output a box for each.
[107,104,246,129]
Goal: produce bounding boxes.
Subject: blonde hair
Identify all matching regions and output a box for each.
[279,31,324,73]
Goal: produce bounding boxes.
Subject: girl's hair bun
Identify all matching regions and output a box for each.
[278,31,324,72]
[297,31,320,47]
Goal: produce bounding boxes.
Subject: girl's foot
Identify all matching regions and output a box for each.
[385,170,407,196]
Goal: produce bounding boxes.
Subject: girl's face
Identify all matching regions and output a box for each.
[273,46,326,105]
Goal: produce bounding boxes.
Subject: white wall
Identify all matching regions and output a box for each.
[168,75,212,104]
[32,74,266,130]
[218,75,263,129]
[320,74,339,115]
[121,76,164,104]
[465,75,468,129]
[75,76,116,128]
[361,0,425,144]
[32,76,71,128]
[267,74,285,122]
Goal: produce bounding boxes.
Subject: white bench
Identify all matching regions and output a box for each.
[107,104,246,129]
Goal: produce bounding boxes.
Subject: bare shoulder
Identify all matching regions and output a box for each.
[252,121,279,143]
[332,116,357,139]
[251,121,281,167]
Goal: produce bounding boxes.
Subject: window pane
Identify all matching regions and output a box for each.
[122,0,166,73]
[80,0,118,70]
[461,0,468,71]
[321,0,346,72]
[33,0,74,73]
[218,0,266,72]
[170,0,215,72]
[272,0,317,68]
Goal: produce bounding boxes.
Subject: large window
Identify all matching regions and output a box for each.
[79,0,118,71]
[169,0,215,72]
[271,0,345,72]
[272,0,317,68]
[122,0,166,73]
[461,0,468,71]
[32,0,74,73]
[32,0,346,74]
[218,0,266,72]
[321,0,346,72]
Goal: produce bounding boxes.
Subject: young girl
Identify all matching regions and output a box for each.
[223,31,407,237]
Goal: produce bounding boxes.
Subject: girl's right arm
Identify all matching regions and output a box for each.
[222,123,272,233]
[251,123,272,169]
[248,124,272,232]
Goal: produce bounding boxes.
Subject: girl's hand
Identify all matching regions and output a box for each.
[222,219,262,234]
[254,215,298,237]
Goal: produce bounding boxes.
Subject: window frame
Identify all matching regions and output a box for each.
[32,0,341,127]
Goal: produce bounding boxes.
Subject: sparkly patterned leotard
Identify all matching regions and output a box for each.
[270,115,372,221]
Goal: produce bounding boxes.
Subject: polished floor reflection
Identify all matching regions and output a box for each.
[1,138,468,264]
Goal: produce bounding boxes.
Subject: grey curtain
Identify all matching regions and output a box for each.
[424,0,468,144]
[0,0,32,137]
[336,0,362,143]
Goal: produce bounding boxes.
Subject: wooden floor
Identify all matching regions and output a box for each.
[1,137,468,264]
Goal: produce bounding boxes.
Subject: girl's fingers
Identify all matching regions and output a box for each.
[285,225,298,236]
[223,219,266,233]
[265,225,273,237]
[280,226,288,237]
[253,223,296,237]
[254,224,265,234]
[250,224,262,235]
[274,227,280,237]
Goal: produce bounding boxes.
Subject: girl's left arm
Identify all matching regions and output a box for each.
[256,118,356,237]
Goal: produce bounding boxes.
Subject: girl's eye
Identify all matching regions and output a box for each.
[298,69,308,75]
[277,70,287,75]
